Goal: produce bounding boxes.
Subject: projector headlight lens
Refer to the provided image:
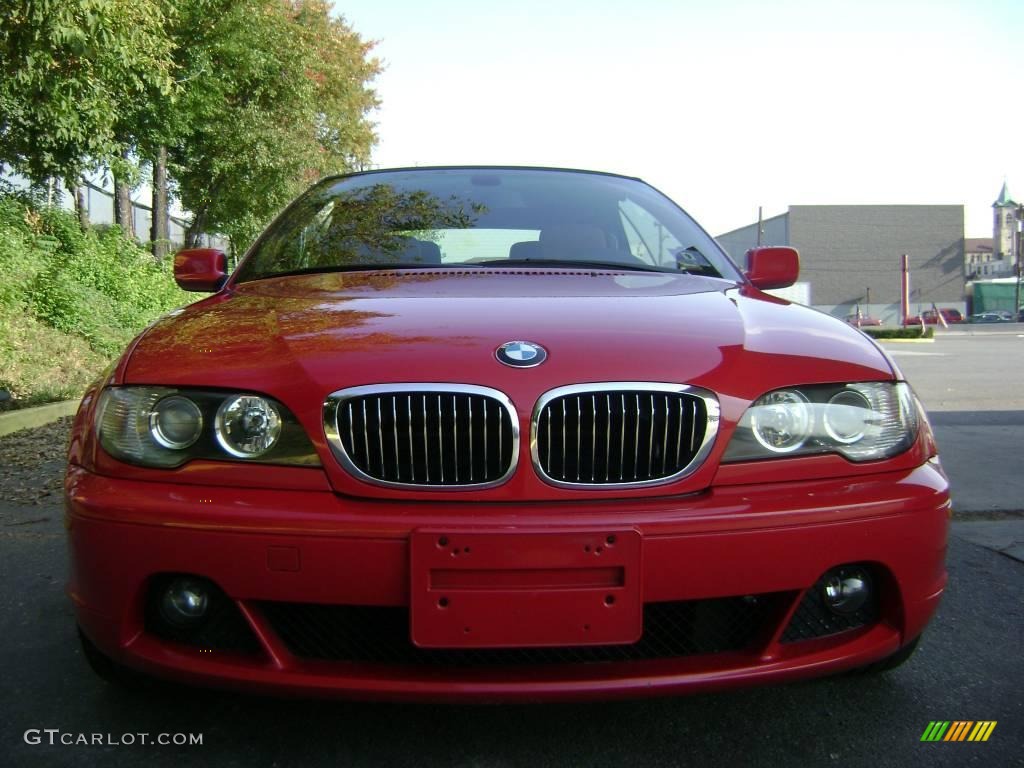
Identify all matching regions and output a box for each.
[149,395,203,449]
[823,389,872,444]
[214,395,282,457]
[749,389,812,453]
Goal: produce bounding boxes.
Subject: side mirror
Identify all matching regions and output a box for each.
[174,248,228,292]
[744,246,799,290]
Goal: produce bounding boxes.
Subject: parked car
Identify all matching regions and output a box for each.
[905,308,963,325]
[67,166,948,701]
[845,313,882,327]
[968,311,1013,323]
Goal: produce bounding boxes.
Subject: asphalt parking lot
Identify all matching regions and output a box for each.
[1,329,1022,768]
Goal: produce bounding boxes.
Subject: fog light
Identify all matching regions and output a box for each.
[821,566,872,615]
[159,577,211,627]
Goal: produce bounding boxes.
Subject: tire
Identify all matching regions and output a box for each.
[857,634,922,675]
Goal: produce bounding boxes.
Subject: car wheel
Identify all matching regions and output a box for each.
[856,634,922,675]
[77,626,152,689]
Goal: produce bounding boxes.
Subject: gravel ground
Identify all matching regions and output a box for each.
[0,417,72,513]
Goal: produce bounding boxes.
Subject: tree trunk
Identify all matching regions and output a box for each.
[185,209,206,249]
[150,146,170,260]
[72,181,89,230]
[113,151,135,240]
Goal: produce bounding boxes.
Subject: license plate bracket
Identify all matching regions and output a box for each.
[410,528,642,648]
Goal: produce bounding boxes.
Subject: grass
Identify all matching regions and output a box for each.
[0,191,194,410]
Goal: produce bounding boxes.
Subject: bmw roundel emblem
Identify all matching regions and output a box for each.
[496,340,547,368]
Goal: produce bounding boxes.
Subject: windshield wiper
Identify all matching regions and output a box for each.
[476,258,667,273]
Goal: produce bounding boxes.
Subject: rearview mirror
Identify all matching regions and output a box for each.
[744,246,799,290]
[174,248,228,292]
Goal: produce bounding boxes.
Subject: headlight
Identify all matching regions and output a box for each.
[723,382,919,463]
[749,390,812,453]
[149,395,204,449]
[97,387,320,469]
[215,395,282,457]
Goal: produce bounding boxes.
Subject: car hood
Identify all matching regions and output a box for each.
[125,269,893,399]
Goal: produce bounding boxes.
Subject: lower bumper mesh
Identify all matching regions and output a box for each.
[781,568,879,643]
[260,595,783,666]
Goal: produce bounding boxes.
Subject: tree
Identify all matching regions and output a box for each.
[168,0,380,251]
[0,0,175,188]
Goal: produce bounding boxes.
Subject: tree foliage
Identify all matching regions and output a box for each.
[170,0,380,250]
[0,0,175,183]
[1,0,380,252]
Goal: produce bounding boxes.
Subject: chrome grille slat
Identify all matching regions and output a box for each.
[647,394,655,476]
[391,397,399,481]
[533,384,718,488]
[676,398,684,467]
[326,385,517,489]
[437,394,444,484]
[633,394,640,480]
[590,395,597,482]
[361,401,370,474]
[452,395,458,483]
[419,397,428,481]
[605,394,612,483]
[690,399,697,453]
[619,394,626,482]
[661,395,670,476]
[576,398,582,482]
[406,395,414,483]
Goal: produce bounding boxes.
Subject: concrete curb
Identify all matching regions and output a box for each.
[876,337,936,344]
[952,520,1024,564]
[0,400,80,438]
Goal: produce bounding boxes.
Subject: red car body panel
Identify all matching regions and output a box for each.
[65,169,949,701]
[67,457,948,701]
[110,273,896,504]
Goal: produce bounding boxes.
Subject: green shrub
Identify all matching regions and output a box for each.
[0,192,197,407]
[861,326,935,340]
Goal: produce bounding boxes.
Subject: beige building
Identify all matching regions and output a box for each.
[964,238,1007,278]
[966,183,1019,280]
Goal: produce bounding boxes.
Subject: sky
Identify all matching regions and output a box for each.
[335,0,1023,239]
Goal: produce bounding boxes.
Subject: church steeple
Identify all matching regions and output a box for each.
[993,180,1018,260]
[993,180,1016,208]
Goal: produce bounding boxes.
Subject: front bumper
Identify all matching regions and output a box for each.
[66,461,949,702]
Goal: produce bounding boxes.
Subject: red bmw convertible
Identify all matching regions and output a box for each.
[65,167,949,701]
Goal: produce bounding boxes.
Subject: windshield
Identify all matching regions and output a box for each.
[234,168,742,283]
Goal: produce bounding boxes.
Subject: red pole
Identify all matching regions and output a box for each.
[900,253,910,325]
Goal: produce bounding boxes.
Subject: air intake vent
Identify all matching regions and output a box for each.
[324,385,518,489]
[532,384,719,487]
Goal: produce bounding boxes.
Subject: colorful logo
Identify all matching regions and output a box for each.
[920,721,997,742]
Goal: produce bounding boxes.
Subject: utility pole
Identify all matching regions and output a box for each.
[756,207,764,247]
[900,254,910,325]
[1016,204,1023,320]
